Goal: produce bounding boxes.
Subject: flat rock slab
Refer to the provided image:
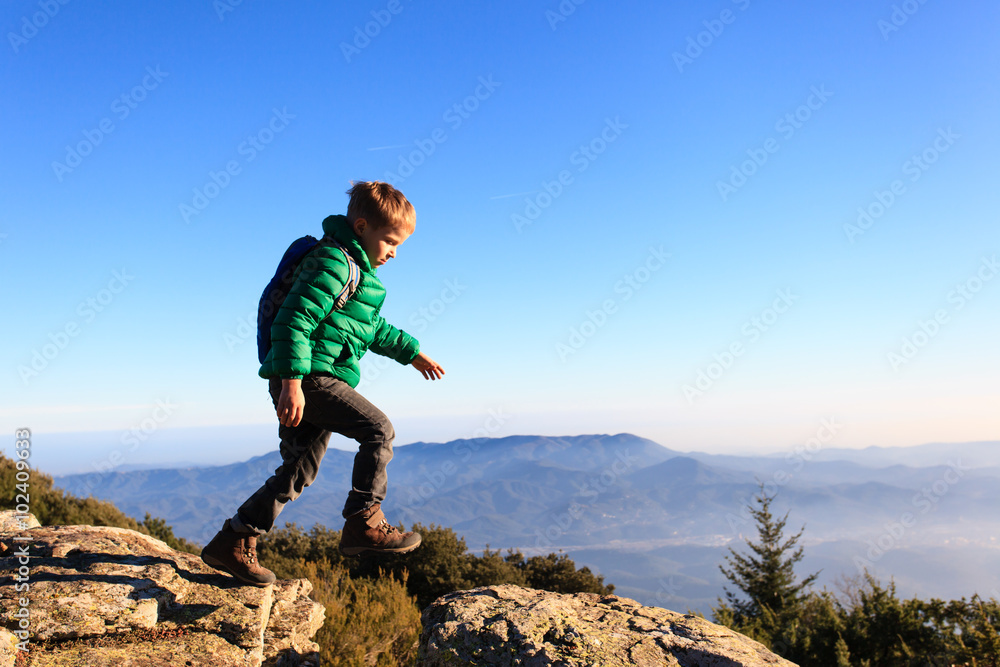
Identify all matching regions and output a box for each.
[0,513,324,667]
[420,585,797,667]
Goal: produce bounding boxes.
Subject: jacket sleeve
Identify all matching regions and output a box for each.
[268,251,350,379]
[369,315,420,364]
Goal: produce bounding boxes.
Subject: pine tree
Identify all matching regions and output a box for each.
[961,594,1000,666]
[833,636,851,666]
[713,482,819,649]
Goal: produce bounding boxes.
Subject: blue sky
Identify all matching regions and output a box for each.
[2,0,998,475]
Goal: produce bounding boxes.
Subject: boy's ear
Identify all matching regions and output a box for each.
[352,217,367,235]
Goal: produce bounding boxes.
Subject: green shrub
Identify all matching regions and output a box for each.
[0,452,198,554]
[270,556,421,667]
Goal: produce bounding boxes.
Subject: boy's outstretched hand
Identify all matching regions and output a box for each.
[411,352,445,380]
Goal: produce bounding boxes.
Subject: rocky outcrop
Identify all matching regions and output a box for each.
[420,585,797,666]
[0,511,324,667]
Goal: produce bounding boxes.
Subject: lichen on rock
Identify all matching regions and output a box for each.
[0,511,324,667]
[419,584,798,667]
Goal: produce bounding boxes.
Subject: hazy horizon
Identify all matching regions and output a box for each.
[16,423,998,477]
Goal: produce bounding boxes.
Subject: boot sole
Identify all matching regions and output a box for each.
[339,541,422,556]
[201,552,275,587]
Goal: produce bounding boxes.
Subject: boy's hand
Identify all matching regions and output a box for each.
[277,378,305,427]
[411,352,445,380]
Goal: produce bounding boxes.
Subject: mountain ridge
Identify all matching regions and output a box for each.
[51,432,1000,615]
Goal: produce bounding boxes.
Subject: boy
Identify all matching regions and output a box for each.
[201,181,444,587]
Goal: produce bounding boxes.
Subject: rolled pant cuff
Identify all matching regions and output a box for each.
[229,513,262,535]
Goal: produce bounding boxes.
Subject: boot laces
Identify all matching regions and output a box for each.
[243,537,258,564]
[378,518,399,536]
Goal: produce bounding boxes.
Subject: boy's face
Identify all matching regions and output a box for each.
[352,218,411,268]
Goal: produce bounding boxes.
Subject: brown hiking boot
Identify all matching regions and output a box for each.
[339,503,421,556]
[201,519,276,587]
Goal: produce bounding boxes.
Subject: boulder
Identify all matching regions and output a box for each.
[420,585,797,666]
[0,511,324,667]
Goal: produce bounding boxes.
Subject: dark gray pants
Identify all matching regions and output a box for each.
[229,374,394,536]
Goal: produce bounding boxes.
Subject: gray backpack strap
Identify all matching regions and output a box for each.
[322,237,361,310]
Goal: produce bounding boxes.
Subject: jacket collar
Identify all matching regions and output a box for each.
[322,214,374,274]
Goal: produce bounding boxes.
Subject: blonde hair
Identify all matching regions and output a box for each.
[346,181,415,233]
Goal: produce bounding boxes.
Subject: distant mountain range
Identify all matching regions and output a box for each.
[52,433,1000,615]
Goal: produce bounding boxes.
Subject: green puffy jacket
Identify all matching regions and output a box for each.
[258,214,420,386]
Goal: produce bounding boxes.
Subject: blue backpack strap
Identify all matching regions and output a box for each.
[257,235,362,365]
